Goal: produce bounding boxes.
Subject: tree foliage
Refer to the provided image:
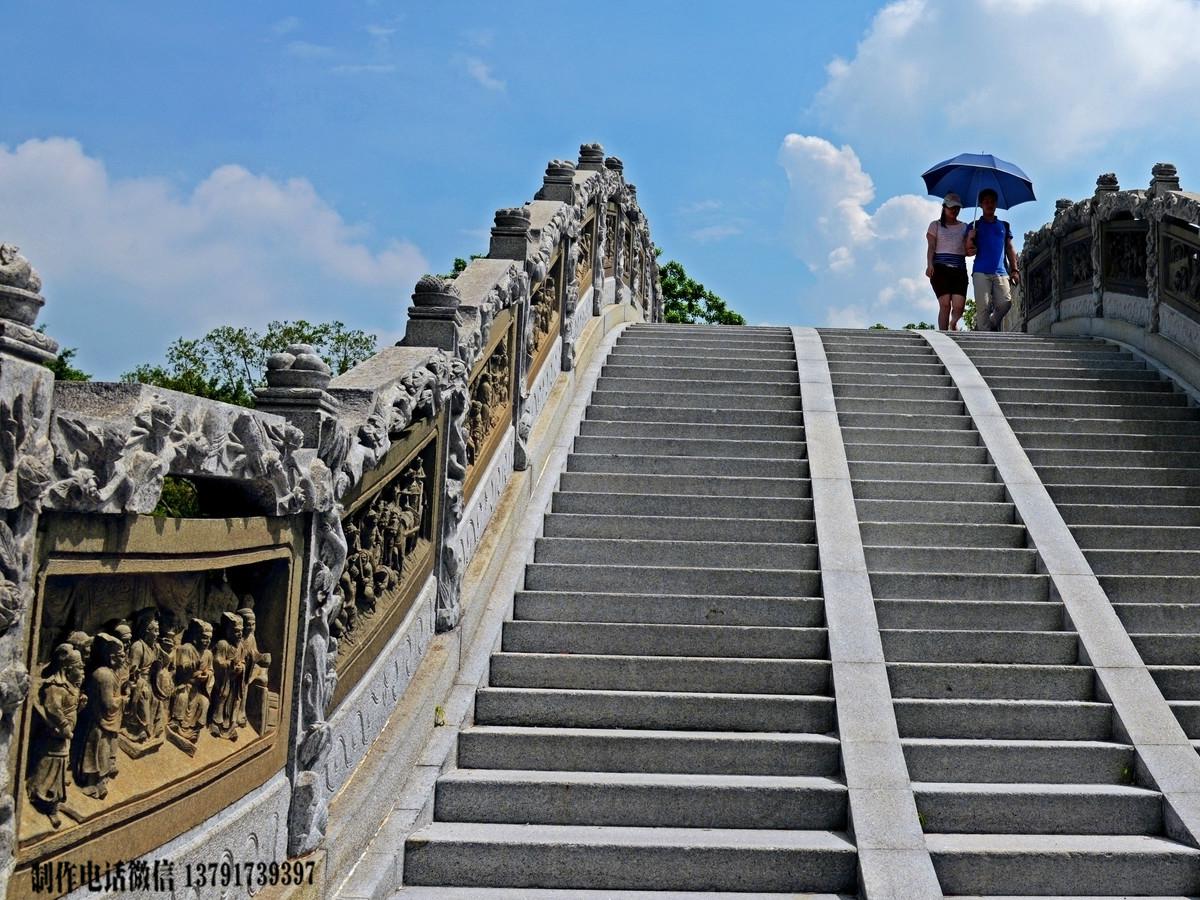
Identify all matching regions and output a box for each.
[46,346,91,381]
[445,254,484,279]
[656,251,746,325]
[36,325,91,381]
[123,319,378,408]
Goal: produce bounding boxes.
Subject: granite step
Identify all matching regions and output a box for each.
[432,769,847,829]
[512,591,824,627]
[925,833,1200,895]
[473,687,836,732]
[542,512,815,543]
[501,621,827,659]
[489,653,831,695]
[403,823,857,893]
[456,726,841,776]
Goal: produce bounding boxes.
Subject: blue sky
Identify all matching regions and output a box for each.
[5,0,1200,377]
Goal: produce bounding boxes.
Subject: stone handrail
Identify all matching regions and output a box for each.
[0,142,660,896]
[1020,162,1200,388]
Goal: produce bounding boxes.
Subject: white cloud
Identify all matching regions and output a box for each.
[690,224,742,243]
[818,0,1200,161]
[678,199,722,216]
[366,24,396,39]
[779,134,940,328]
[286,40,334,59]
[463,57,505,92]
[0,138,428,377]
[270,16,301,37]
[330,63,396,76]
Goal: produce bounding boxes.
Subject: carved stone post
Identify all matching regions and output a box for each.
[577,143,605,173]
[255,344,340,448]
[403,276,464,353]
[0,246,57,895]
[1051,199,1071,324]
[489,208,533,473]
[539,159,576,204]
[1093,174,1119,318]
[605,157,626,306]
[1146,163,1181,335]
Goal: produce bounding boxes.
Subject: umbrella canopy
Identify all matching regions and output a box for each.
[922,153,1035,210]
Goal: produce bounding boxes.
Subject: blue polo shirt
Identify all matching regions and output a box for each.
[969,218,1012,275]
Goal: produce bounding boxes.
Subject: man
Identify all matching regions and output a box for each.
[966,188,1020,330]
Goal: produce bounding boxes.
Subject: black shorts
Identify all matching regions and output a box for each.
[931,263,968,298]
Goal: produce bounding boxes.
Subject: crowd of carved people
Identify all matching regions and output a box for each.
[334,458,428,646]
[26,595,272,829]
[466,343,512,470]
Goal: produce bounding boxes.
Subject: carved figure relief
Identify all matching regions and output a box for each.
[603,211,617,274]
[20,558,287,845]
[1060,236,1093,297]
[526,276,558,376]
[467,341,513,475]
[576,229,593,294]
[48,394,310,517]
[1103,226,1148,293]
[631,246,643,300]
[1026,257,1053,314]
[1163,230,1200,313]
[332,450,432,663]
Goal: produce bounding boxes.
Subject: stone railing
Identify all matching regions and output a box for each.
[0,142,659,897]
[1020,162,1200,385]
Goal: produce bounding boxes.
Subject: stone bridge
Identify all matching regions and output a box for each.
[3,149,1200,898]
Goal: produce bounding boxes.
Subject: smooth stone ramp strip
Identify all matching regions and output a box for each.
[922,329,1200,850]
[792,327,943,899]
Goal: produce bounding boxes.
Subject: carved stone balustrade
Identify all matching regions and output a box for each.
[1021,163,1200,388]
[0,142,661,899]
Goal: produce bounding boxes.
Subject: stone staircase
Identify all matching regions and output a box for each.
[953,331,1200,768]
[822,328,1200,896]
[382,324,1200,898]
[401,324,857,896]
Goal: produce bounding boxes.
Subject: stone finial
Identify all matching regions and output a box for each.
[1150,162,1181,196]
[0,243,56,364]
[0,244,45,328]
[578,143,605,171]
[1095,173,1120,193]
[489,206,533,260]
[627,184,638,199]
[264,343,332,390]
[0,245,41,295]
[492,206,531,235]
[537,160,578,202]
[410,274,462,310]
[1055,198,1073,214]
[604,156,624,174]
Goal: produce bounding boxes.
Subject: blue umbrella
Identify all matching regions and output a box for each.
[922,153,1035,211]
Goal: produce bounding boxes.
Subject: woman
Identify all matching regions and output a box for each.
[925,192,970,330]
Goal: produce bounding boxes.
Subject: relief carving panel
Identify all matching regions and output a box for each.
[1060,232,1093,300]
[1162,224,1200,320]
[526,256,562,393]
[13,517,300,894]
[1102,222,1149,297]
[332,430,436,706]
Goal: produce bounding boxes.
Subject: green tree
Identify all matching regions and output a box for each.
[962,295,977,330]
[655,250,746,325]
[36,325,91,381]
[46,346,91,381]
[123,319,377,407]
[444,254,484,279]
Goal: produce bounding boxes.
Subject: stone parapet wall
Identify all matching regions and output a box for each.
[0,143,660,897]
[1021,163,1200,388]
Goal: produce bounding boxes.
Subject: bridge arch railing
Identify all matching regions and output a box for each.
[1021,162,1200,387]
[0,142,659,895]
